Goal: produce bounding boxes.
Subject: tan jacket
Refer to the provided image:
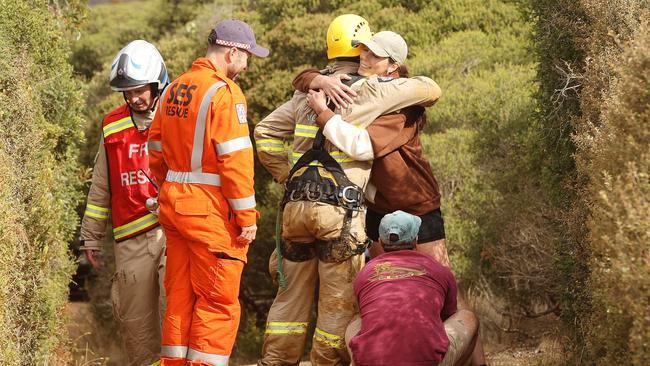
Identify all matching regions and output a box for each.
[80,110,155,250]
[254,60,441,188]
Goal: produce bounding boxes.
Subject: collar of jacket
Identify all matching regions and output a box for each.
[324,59,359,75]
[131,109,155,131]
[191,57,229,80]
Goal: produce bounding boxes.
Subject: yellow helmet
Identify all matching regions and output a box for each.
[326,14,372,59]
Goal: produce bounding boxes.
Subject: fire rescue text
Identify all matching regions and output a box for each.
[121,143,149,186]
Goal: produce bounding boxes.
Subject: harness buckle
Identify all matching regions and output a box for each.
[341,186,360,204]
[289,189,303,201]
[306,182,323,202]
[306,189,323,201]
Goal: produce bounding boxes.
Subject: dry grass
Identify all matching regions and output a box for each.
[466,287,567,366]
[65,302,125,366]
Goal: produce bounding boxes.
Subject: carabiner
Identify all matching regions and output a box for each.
[341,186,358,204]
[290,189,303,201]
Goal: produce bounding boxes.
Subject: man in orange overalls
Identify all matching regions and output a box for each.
[148,19,269,366]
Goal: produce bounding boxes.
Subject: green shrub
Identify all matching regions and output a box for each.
[0,0,85,363]
[421,128,482,281]
[528,0,591,358]
[424,62,537,132]
[411,29,532,80]
[532,0,650,362]
[70,0,159,79]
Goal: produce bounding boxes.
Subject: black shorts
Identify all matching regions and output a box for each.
[366,208,446,244]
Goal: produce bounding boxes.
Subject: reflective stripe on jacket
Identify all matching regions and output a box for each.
[148,57,257,229]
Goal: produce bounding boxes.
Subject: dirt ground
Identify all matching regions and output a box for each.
[66,302,126,366]
[66,299,565,366]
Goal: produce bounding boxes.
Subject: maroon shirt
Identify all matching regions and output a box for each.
[350,250,457,366]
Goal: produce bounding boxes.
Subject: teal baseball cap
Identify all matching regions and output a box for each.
[378,210,422,249]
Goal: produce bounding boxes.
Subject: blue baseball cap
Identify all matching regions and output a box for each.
[210,19,269,57]
[378,210,421,248]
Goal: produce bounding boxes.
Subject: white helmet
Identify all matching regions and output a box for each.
[109,40,168,94]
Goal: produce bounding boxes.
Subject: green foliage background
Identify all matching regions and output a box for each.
[1,0,648,363]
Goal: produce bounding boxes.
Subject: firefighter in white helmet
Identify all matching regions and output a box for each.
[79,39,168,366]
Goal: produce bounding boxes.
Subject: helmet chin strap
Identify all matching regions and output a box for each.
[147,83,162,112]
[139,97,160,113]
[147,94,160,113]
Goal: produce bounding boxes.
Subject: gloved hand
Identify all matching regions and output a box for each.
[237,224,257,246]
[145,197,160,216]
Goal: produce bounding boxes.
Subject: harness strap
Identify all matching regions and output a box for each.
[275,203,287,288]
[313,128,326,150]
[287,147,358,188]
[315,209,370,263]
[283,177,363,209]
[276,82,368,268]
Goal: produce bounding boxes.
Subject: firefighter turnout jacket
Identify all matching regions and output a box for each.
[255,60,441,188]
[293,70,442,215]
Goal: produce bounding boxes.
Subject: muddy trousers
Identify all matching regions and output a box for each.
[259,252,363,366]
[160,227,244,366]
[112,226,166,366]
[259,201,366,366]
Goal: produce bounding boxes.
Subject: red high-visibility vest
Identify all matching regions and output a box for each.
[102,104,159,242]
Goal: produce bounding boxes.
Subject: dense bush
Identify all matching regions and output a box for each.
[421,128,481,280]
[0,0,85,363]
[572,6,650,365]
[528,1,591,358]
[581,23,650,357]
[532,0,650,363]
[70,1,157,79]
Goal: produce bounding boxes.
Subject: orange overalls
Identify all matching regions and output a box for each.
[148,58,257,366]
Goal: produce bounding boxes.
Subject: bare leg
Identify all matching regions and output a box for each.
[470,331,487,366]
[438,309,482,366]
[456,295,487,366]
[344,315,362,366]
[415,238,450,267]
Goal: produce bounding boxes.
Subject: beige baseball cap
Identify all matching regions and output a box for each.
[359,31,408,64]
